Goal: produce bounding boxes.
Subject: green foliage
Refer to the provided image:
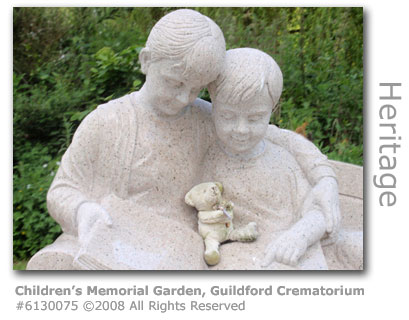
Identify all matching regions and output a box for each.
[13,8,71,76]
[13,144,62,260]
[89,45,144,99]
[13,260,28,270]
[13,7,363,260]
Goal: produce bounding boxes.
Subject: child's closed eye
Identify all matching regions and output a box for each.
[220,112,235,120]
[165,77,184,88]
[248,114,265,122]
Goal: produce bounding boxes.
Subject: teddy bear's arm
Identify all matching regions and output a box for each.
[198,210,226,223]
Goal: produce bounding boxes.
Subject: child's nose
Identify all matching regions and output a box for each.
[176,89,190,106]
[235,118,250,134]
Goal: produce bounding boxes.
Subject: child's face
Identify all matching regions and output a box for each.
[144,59,207,116]
[212,87,272,155]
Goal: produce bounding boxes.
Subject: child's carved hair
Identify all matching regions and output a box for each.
[143,9,226,82]
[208,48,283,109]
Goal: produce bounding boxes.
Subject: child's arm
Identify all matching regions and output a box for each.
[307,176,340,245]
[265,125,340,242]
[48,109,110,237]
[262,210,326,267]
[266,125,336,184]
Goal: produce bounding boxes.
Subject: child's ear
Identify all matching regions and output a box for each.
[139,48,151,75]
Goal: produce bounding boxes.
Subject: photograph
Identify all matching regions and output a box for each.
[5,0,409,319]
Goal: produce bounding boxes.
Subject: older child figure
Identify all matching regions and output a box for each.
[28,9,227,270]
[204,48,328,269]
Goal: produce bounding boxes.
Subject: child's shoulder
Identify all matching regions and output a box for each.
[263,138,303,170]
[265,124,294,144]
[264,137,295,157]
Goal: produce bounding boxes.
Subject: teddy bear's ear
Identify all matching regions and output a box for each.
[215,182,223,194]
[184,191,195,207]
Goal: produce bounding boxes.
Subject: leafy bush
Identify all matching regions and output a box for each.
[88,45,144,100]
[13,145,62,260]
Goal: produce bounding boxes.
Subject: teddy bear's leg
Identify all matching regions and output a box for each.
[229,222,258,242]
[204,236,221,266]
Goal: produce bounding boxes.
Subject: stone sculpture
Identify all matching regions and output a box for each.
[26,9,361,270]
[185,182,258,265]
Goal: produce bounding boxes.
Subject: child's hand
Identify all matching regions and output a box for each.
[262,230,308,267]
[77,202,113,245]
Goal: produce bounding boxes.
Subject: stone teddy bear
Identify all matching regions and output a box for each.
[185,182,258,265]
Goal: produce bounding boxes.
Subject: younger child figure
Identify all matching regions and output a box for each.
[202,48,328,269]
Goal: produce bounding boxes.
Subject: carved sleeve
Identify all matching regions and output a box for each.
[266,125,337,185]
[46,109,101,236]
